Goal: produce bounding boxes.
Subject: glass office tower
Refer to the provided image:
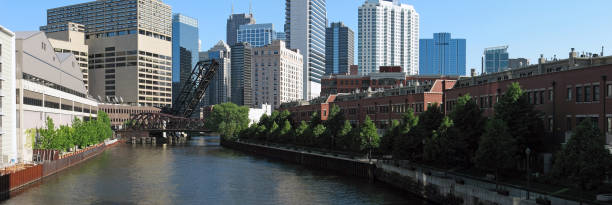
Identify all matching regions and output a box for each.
[419,33,466,75]
[172,13,199,105]
[484,46,509,73]
[237,23,276,47]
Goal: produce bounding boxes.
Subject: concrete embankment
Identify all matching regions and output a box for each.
[223,140,593,205]
[0,139,120,195]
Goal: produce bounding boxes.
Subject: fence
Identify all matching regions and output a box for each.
[0,164,43,194]
[42,144,107,177]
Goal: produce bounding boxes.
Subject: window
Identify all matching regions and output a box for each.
[539,91,544,104]
[594,85,600,101]
[0,43,2,56]
[608,84,612,97]
[608,117,612,134]
[549,117,553,132]
[567,88,572,100]
[566,117,572,131]
[576,87,582,102]
[549,90,553,101]
[584,86,591,102]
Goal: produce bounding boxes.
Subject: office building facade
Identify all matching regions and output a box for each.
[483,46,509,73]
[41,0,173,107]
[419,33,466,76]
[227,13,256,47]
[285,0,327,100]
[172,13,199,105]
[358,0,419,75]
[15,31,98,162]
[275,32,286,41]
[230,42,253,107]
[325,22,354,75]
[237,23,276,47]
[43,22,90,90]
[252,40,303,109]
[0,26,17,167]
[200,41,231,106]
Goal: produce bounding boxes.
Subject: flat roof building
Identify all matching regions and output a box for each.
[15,31,98,162]
[0,25,18,167]
[42,0,173,107]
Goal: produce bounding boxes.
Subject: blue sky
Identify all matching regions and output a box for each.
[1,0,610,74]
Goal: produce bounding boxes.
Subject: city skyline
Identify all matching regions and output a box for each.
[2,0,611,75]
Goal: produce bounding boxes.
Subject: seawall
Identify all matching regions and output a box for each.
[0,139,120,195]
[223,140,592,205]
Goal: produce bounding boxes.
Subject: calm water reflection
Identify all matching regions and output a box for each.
[2,136,430,205]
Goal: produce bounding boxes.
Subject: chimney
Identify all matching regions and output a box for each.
[569,48,577,68]
[602,46,605,57]
[538,54,546,64]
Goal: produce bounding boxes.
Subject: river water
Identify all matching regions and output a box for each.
[2,136,430,205]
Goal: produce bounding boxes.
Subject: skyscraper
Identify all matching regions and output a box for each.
[41,0,173,107]
[200,41,231,106]
[275,32,286,41]
[358,0,419,75]
[325,22,354,75]
[237,23,276,47]
[285,0,327,100]
[483,46,509,73]
[172,14,199,106]
[230,42,253,107]
[419,33,466,76]
[252,40,303,109]
[227,13,255,47]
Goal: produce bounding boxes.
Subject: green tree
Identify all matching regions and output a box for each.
[379,119,400,155]
[494,82,544,157]
[278,119,292,142]
[205,103,250,140]
[323,105,346,149]
[449,94,485,167]
[97,111,113,141]
[312,124,326,143]
[267,122,279,142]
[423,117,456,166]
[294,120,309,145]
[474,119,518,189]
[360,116,380,160]
[392,109,420,159]
[336,120,353,150]
[403,103,443,161]
[550,120,612,190]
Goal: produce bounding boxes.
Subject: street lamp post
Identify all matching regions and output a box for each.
[525,147,531,200]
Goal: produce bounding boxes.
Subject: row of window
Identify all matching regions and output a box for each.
[567,84,610,102]
[22,97,95,114]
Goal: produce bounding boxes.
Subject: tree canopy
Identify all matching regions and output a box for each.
[205,102,250,140]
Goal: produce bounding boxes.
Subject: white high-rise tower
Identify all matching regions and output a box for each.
[358,0,419,75]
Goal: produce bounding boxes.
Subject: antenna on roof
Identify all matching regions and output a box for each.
[231,1,234,15]
[249,0,253,14]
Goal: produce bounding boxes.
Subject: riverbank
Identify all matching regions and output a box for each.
[222,139,598,205]
[0,139,120,196]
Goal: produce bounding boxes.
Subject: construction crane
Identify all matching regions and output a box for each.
[167,59,219,118]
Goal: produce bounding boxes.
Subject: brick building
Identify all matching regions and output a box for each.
[282,79,456,129]
[321,66,459,96]
[447,49,612,145]
[282,48,612,147]
[99,104,160,130]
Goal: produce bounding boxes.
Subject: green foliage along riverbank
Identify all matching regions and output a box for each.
[35,111,113,151]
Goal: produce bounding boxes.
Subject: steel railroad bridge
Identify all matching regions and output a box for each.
[118,60,219,143]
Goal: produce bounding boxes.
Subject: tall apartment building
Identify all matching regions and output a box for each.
[237,23,276,47]
[252,40,303,109]
[358,0,419,75]
[15,31,98,162]
[172,13,199,106]
[483,46,509,73]
[200,41,231,106]
[0,26,17,167]
[230,42,253,107]
[285,0,327,100]
[41,0,172,107]
[227,13,256,47]
[43,22,90,90]
[419,32,466,76]
[325,22,354,75]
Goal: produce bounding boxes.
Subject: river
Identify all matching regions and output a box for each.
[2,136,430,205]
